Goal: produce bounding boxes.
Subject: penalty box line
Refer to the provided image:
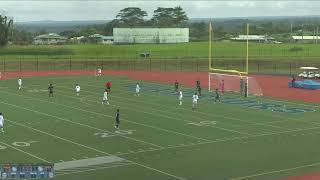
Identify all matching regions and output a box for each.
[6,119,186,180]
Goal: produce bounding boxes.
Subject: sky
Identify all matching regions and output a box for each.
[0,1,320,22]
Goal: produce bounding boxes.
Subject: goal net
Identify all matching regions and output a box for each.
[208,72,263,96]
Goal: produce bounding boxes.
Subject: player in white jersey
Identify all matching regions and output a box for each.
[135,83,140,96]
[192,93,199,110]
[0,113,4,133]
[96,68,102,76]
[178,90,183,105]
[102,89,109,105]
[18,77,22,90]
[75,84,80,96]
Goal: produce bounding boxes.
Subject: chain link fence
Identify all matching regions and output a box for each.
[0,56,319,75]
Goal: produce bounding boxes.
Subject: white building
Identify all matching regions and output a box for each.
[33,33,67,45]
[231,35,274,43]
[292,36,320,43]
[113,28,189,44]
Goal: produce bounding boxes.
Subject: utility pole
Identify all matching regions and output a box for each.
[317,26,319,44]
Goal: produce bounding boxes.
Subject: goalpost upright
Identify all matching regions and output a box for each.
[208,21,251,96]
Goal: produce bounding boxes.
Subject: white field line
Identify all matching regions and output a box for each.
[75,83,294,132]
[63,85,290,134]
[56,163,134,176]
[230,161,320,180]
[6,119,186,180]
[0,140,50,163]
[0,89,211,142]
[0,100,163,149]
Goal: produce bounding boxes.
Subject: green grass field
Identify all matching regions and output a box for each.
[0,75,320,180]
[1,42,320,61]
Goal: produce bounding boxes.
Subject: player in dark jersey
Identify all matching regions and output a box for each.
[115,109,120,129]
[48,84,54,97]
[196,80,200,89]
[196,80,201,96]
[214,88,220,103]
[240,78,244,95]
[174,80,179,92]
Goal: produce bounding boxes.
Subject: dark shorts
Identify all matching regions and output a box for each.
[49,91,53,94]
[116,119,120,124]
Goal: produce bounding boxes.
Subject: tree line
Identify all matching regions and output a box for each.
[2,6,320,46]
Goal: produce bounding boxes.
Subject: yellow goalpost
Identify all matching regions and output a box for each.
[208,21,250,95]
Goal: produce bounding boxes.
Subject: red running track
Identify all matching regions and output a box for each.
[1,70,320,103]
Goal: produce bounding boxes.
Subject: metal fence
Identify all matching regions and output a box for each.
[0,57,319,75]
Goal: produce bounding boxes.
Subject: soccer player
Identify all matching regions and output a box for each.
[18,77,22,90]
[240,78,244,95]
[220,80,225,95]
[291,75,296,88]
[115,109,120,129]
[48,84,54,97]
[96,68,102,76]
[135,83,141,96]
[174,80,179,92]
[102,89,109,105]
[214,88,221,103]
[75,84,80,96]
[0,113,4,133]
[196,79,200,88]
[105,81,112,93]
[178,90,183,106]
[196,79,201,96]
[192,92,199,110]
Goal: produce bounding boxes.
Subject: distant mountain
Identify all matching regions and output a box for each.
[15,20,110,33]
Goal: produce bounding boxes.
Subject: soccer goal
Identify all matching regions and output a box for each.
[208,22,263,96]
[208,72,263,96]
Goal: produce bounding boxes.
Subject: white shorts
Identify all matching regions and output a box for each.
[103,97,108,101]
[76,90,80,93]
[136,89,140,93]
[179,97,183,101]
[193,100,198,105]
[0,123,3,128]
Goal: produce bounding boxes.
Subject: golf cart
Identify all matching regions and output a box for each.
[298,67,320,79]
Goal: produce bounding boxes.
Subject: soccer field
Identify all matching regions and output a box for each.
[0,75,320,180]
